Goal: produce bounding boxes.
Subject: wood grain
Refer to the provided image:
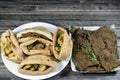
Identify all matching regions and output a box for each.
[0,0,120,80]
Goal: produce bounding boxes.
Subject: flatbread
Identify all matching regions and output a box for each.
[20,38,53,55]
[16,27,53,40]
[18,55,57,75]
[1,29,25,63]
[53,27,73,60]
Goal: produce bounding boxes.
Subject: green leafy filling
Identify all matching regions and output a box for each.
[56,44,61,51]
[55,30,63,52]
[58,31,63,36]
[5,43,10,50]
[27,41,44,50]
[30,64,39,71]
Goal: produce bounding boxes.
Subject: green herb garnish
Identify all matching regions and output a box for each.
[5,43,10,50]
[30,65,35,71]
[77,43,83,51]
[77,43,88,51]
[86,51,97,61]
[69,25,75,31]
[57,44,61,50]
[55,44,61,51]
[76,43,97,61]
[58,31,63,36]
[27,44,34,50]
[27,41,44,50]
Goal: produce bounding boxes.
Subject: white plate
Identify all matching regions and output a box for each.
[1,22,72,80]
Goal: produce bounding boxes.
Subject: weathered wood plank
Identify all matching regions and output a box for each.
[0,64,120,80]
[0,69,22,80]
[0,0,120,4]
[0,0,120,80]
[1,14,120,21]
[0,4,120,14]
[0,1,119,14]
[0,20,120,27]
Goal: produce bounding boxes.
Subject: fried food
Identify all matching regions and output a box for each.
[72,26,120,72]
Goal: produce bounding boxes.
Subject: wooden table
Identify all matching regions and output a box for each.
[0,0,120,80]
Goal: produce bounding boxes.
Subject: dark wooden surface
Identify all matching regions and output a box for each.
[0,0,120,80]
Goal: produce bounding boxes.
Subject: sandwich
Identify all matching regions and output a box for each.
[18,55,57,75]
[20,37,53,55]
[53,27,73,60]
[1,29,25,63]
[16,27,53,43]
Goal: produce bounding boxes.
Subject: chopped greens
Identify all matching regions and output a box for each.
[27,41,44,50]
[5,43,10,50]
[69,25,75,31]
[55,30,63,52]
[86,51,97,61]
[57,44,61,50]
[30,65,35,71]
[77,43,88,51]
[55,44,61,51]
[27,44,34,50]
[58,31,63,36]
[30,64,39,71]
[76,43,97,61]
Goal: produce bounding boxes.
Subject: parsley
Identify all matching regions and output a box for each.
[27,41,44,50]
[58,31,63,36]
[56,44,61,51]
[77,43,88,51]
[5,43,10,50]
[57,44,61,50]
[69,25,75,31]
[76,43,97,61]
[27,44,34,50]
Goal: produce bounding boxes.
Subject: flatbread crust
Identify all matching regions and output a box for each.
[18,55,57,75]
[18,37,35,43]
[1,29,25,63]
[53,27,73,60]
[16,27,53,40]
